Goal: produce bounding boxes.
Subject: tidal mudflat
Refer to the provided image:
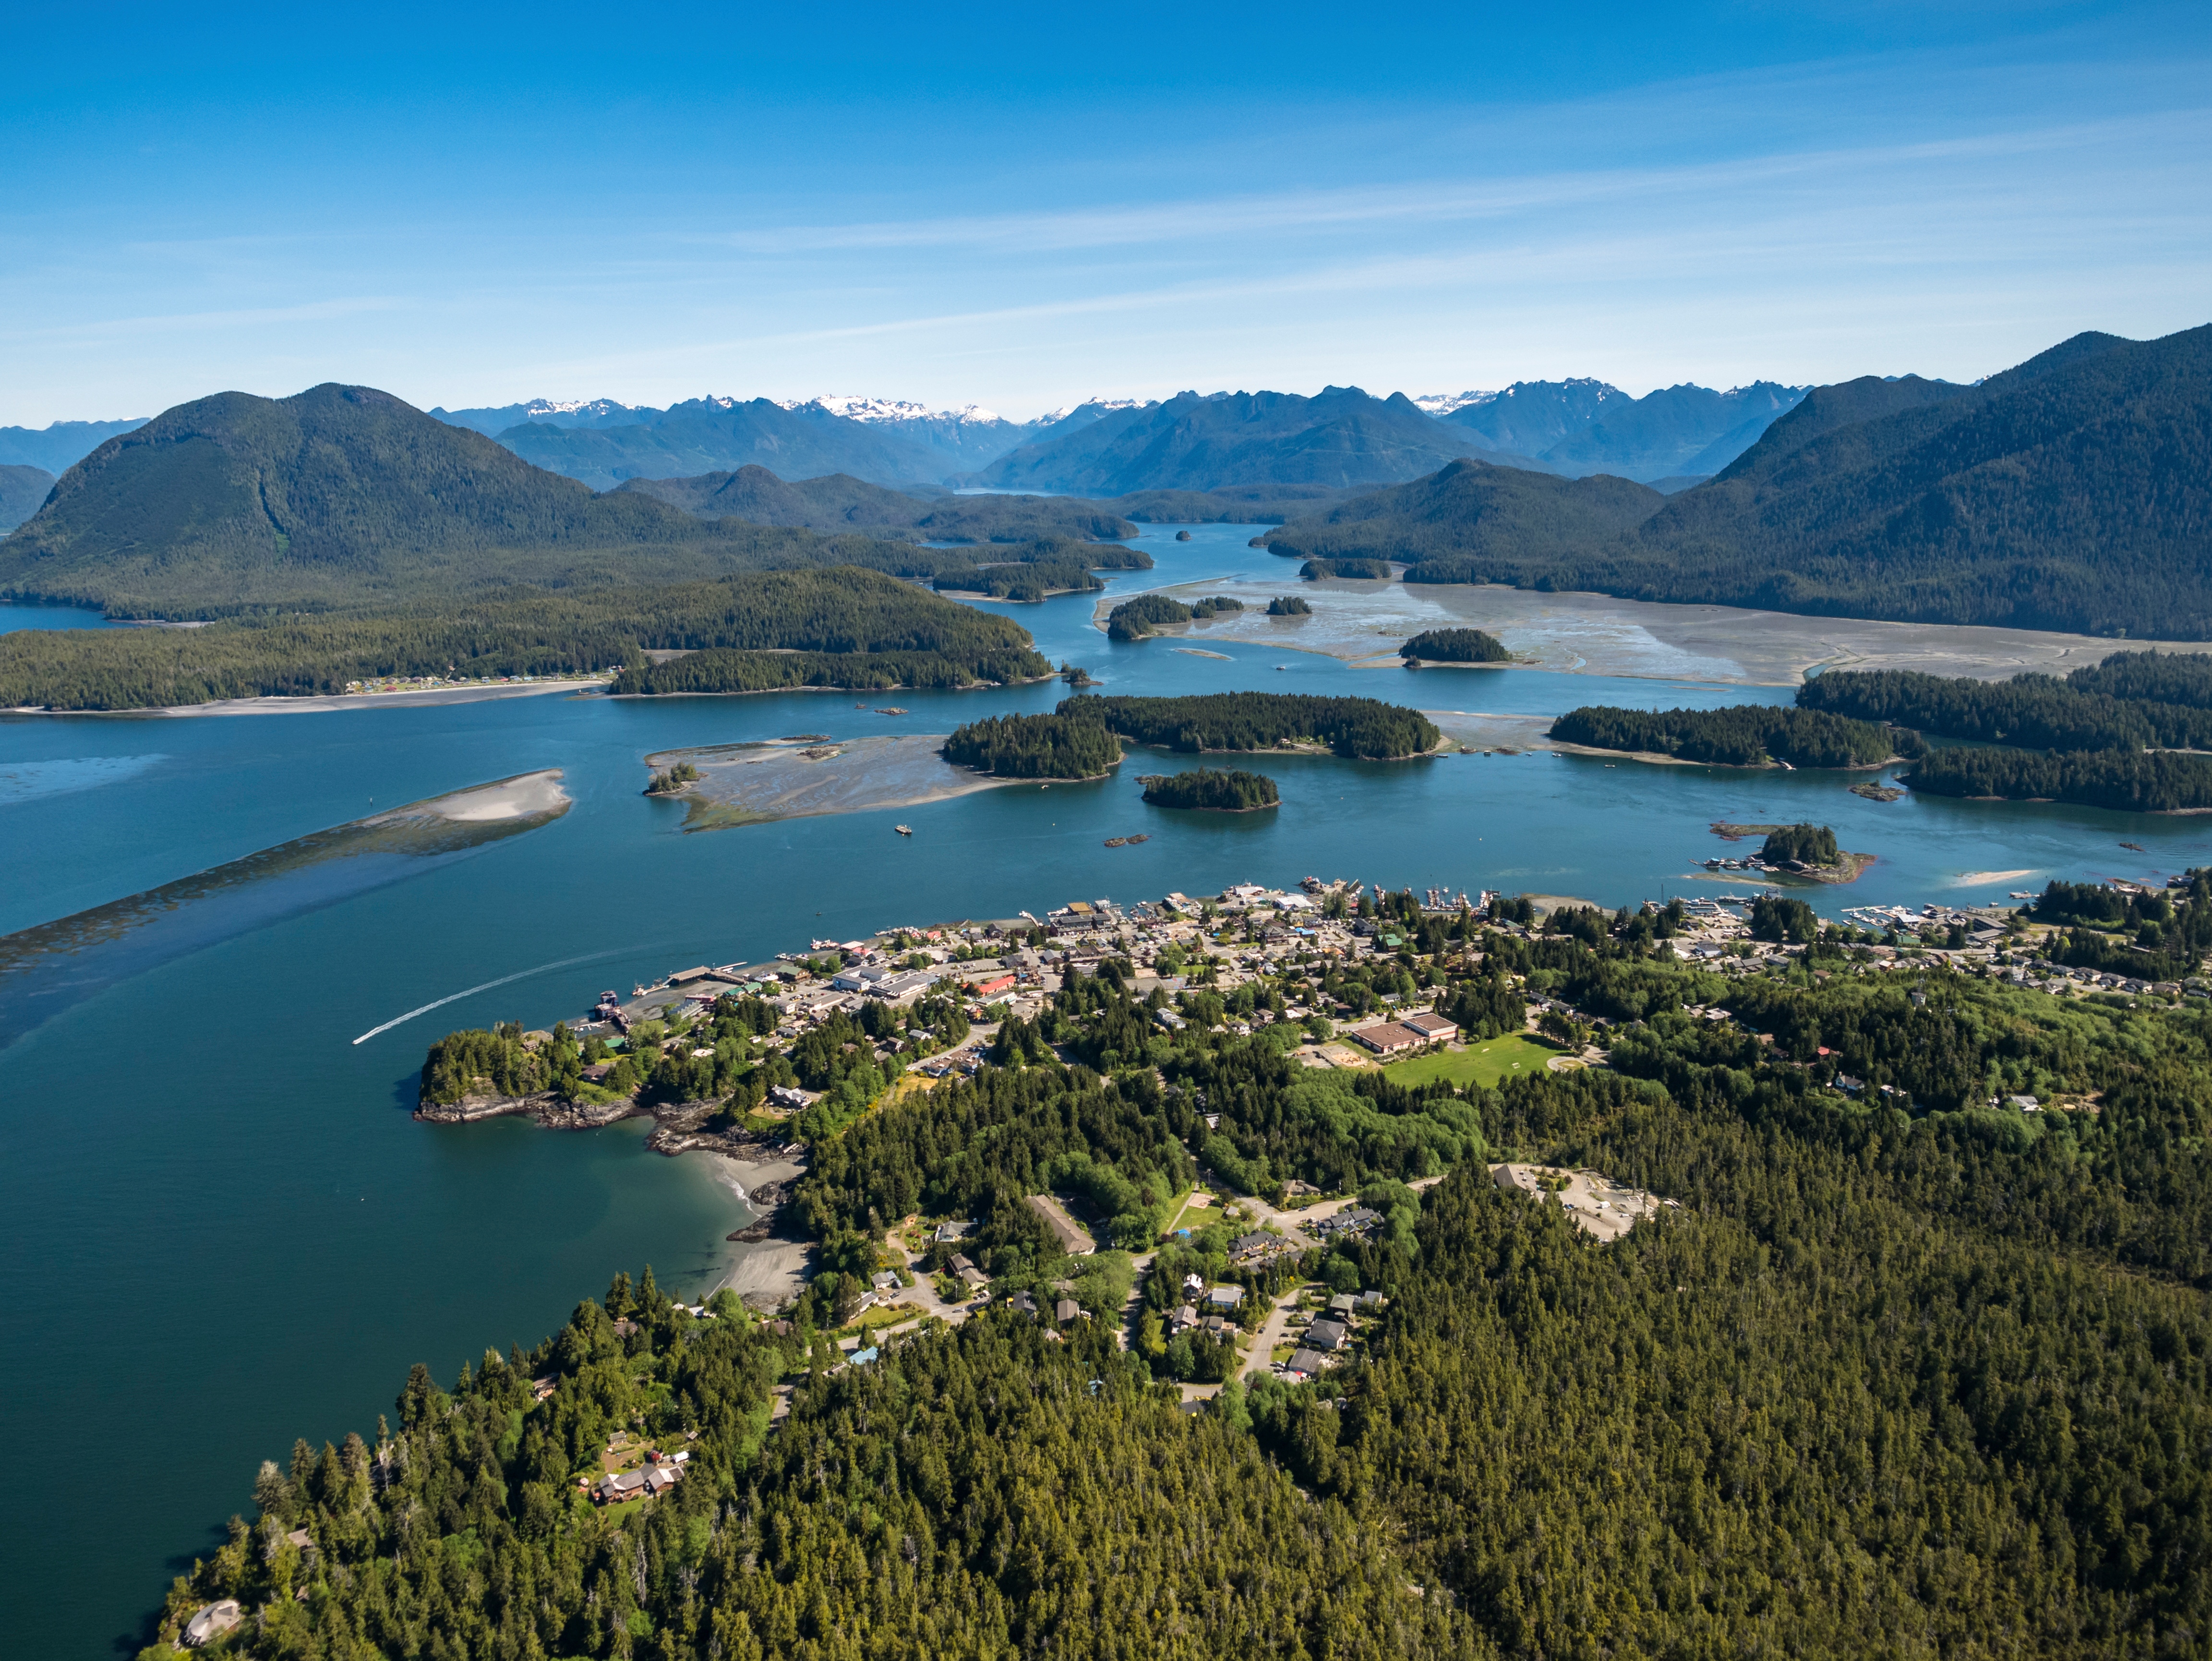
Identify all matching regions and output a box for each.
[643,734,1022,830]
[1101,575,2191,686]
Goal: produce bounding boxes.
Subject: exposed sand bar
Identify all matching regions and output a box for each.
[7,679,599,720]
[1100,575,2188,687]
[644,734,1026,830]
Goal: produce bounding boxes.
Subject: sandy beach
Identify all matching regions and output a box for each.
[697,1155,813,1310]
[7,679,600,720]
[645,734,1029,830]
[367,769,572,827]
[1097,576,2185,687]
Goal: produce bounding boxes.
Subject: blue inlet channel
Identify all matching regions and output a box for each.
[3,522,2205,1657]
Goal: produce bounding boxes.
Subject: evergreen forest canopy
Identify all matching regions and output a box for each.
[1105,592,1243,639]
[1401,626,1509,663]
[940,692,1441,778]
[1138,768,1280,810]
[1261,325,2212,638]
[1549,704,1900,768]
[0,568,1048,710]
[1791,654,2212,810]
[1760,822,1839,865]
[143,879,2212,1660]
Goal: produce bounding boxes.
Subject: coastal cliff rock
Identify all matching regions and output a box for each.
[413,1090,641,1129]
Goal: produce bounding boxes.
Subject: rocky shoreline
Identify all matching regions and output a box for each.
[413,1090,795,1165]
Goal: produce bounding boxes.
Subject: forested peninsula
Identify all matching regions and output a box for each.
[2,569,1050,710]
[1549,704,1902,768]
[137,876,2212,1659]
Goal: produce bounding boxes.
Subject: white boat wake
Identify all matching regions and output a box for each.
[351,946,642,1046]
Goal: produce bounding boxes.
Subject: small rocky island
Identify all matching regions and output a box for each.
[1707,821,1873,883]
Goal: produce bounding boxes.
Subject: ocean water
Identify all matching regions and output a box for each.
[2,529,2204,1657]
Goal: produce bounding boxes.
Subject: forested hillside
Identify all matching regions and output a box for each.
[1262,326,2212,638]
[1260,458,1663,573]
[0,384,951,617]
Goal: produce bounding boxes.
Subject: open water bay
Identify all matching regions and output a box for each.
[3,523,2208,1656]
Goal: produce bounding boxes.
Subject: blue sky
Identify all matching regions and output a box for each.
[2,1,2207,424]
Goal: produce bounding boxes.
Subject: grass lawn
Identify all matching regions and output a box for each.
[1385,1035,1565,1090]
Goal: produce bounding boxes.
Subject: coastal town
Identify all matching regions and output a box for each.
[403,858,2211,1405]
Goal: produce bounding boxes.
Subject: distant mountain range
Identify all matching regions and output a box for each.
[963,387,1551,496]
[1420,379,1811,481]
[0,417,149,475]
[1269,325,2212,638]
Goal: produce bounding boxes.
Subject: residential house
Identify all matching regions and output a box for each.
[1206,1284,1245,1312]
[1306,1317,1350,1351]
[1285,1348,1328,1378]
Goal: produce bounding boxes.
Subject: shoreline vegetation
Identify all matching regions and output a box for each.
[1139,768,1281,811]
[1548,703,1906,769]
[942,692,1444,779]
[0,567,1051,711]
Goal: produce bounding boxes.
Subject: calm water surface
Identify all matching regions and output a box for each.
[2,530,2203,1656]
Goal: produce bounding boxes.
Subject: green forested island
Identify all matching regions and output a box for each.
[1266,595,1311,615]
[1400,626,1509,663]
[138,875,2212,1659]
[1549,704,1900,767]
[1,568,1048,710]
[1299,556,1391,580]
[1103,592,1242,640]
[1759,822,1839,865]
[1904,746,2212,812]
[1139,768,1280,810]
[941,693,1440,778]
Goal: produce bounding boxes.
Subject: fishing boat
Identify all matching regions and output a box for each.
[894,824,914,837]
[1104,837,1127,847]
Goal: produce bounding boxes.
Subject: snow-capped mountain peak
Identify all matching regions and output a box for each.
[1041,397,1147,421]
[775,394,1009,426]
[522,397,640,419]
[1410,390,1494,416]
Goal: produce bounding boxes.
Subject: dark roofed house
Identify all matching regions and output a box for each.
[1306,1317,1350,1351]
[1285,1348,1329,1378]
[1229,1231,1278,1262]
[1056,1298,1082,1323]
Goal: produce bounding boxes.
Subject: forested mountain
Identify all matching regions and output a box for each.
[0,384,956,616]
[0,464,52,532]
[1613,325,2212,634]
[0,414,148,473]
[613,465,1136,542]
[1267,325,2212,638]
[1262,457,1664,574]
[969,387,1545,495]
[1437,379,1808,480]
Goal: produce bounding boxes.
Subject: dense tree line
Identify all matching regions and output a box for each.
[1266,594,1311,615]
[938,711,1125,778]
[0,566,1045,710]
[1299,557,1392,579]
[1760,822,1837,863]
[611,643,1049,696]
[1066,691,1442,759]
[1138,768,1280,810]
[1905,745,2212,810]
[1800,666,2212,751]
[1400,626,1509,662]
[1549,703,1896,767]
[934,559,1104,600]
[2068,648,2212,707]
